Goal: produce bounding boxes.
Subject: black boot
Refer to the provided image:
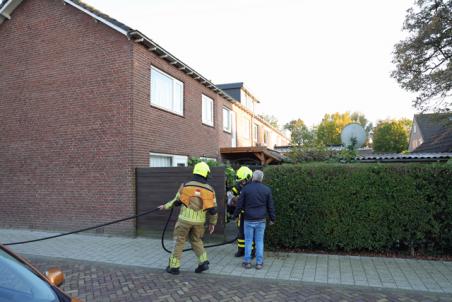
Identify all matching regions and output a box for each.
[234,247,244,257]
[166,266,180,275]
[195,261,209,273]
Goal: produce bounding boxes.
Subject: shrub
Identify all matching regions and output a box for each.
[264,163,452,255]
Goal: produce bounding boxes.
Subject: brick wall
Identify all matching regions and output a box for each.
[0,0,135,234]
[0,0,234,235]
[131,43,233,168]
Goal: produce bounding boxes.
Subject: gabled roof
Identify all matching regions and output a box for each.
[0,0,236,104]
[413,113,452,153]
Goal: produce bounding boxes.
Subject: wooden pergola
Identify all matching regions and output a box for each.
[220,147,284,165]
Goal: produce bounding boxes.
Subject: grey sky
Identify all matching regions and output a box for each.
[85,0,417,127]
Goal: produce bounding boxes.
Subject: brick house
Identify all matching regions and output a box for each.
[408,113,452,153]
[217,82,290,149]
[0,0,237,234]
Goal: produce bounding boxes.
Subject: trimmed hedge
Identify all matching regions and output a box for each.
[264,163,452,254]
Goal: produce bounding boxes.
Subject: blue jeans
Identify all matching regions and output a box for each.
[244,219,266,264]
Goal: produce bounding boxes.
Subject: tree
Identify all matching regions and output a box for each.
[283,119,331,162]
[258,114,280,129]
[284,119,314,146]
[392,0,452,112]
[317,112,353,145]
[350,112,373,134]
[372,120,410,153]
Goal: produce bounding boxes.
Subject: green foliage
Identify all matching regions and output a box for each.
[287,145,333,163]
[284,119,313,146]
[225,166,236,188]
[283,120,333,162]
[336,138,358,163]
[351,112,373,134]
[188,157,235,187]
[373,120,410,153]
[317,112,351,145]
[392,0,452,112]
[317,112,372,146]
[264,163,452,255]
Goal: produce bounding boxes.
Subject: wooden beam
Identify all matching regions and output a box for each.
[265,157,274,165]
[220,147,265,154]
[255,152,265,165]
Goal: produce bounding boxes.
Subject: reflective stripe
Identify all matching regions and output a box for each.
[169,255,180,268]
[232,187,239,195]
[198,252,208,263]
[178,207,206,224]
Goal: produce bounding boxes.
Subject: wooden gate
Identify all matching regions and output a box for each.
[136,167,226,237]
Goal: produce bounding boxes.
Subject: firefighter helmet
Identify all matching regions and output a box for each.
[236,166,252,181]
[193,162,211,178]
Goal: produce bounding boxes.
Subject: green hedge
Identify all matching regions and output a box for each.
[264,163,452,254]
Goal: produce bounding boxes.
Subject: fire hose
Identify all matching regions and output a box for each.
[4,206,237,253]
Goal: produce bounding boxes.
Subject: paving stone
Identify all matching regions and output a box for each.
[2,229,452,295]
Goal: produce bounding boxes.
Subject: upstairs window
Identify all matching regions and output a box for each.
[264,130,269,145]
[242,118,251,139]
[223,108,232,133]
[202,95,214,126]
[253,124,259,142]
[151,66,184,115]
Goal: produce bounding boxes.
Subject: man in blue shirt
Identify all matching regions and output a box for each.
[232,170,275,270]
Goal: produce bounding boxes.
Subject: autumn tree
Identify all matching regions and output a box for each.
[283,119,331,162]
[392,0,452,112]
[350,112,373,134]
[283,119,314,146]
[372,119,411,153]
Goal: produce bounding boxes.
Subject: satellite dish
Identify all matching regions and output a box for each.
[341,123,367,148]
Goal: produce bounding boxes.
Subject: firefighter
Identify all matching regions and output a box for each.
[227,166,255,257]
[158,162,218,275]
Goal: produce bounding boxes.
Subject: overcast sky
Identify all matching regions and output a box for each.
[85,0,418,127]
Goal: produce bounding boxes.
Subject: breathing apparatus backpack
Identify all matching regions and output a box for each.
[178,182,215,211]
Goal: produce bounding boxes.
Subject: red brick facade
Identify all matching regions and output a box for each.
[131,44,233,168]
[0,0,232,234]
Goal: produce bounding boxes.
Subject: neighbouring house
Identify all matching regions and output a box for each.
[216,82,290,149]
[408,113,452,153]
[0,0,239,234]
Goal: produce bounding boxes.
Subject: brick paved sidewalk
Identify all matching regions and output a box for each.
[29,255,452,302]
[1,228,452,294]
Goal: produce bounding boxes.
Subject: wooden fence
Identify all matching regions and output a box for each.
[136,167,226,237]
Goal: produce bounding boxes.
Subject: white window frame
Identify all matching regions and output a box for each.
[253,124,258,142]
[242,117,251,139]
[264,130,270,145]
[202,94,214,126]
[150,66,184,116]
[200,156,217,162]
[223,107,232,133]
[149,152,188,167]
